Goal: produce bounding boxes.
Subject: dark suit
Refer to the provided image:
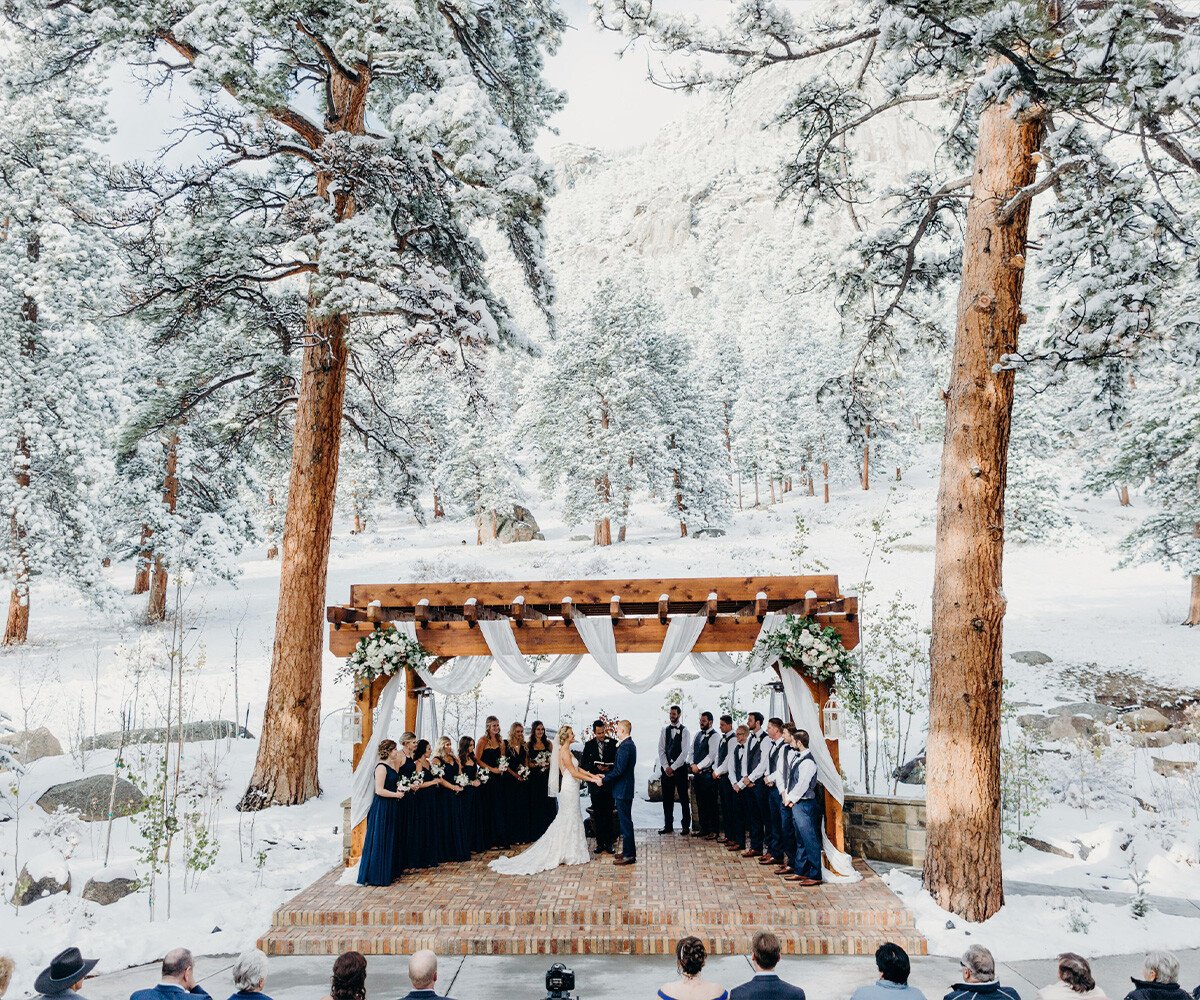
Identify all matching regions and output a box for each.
[602,736,637,859]
[398,990,457,1000]
[729,973,807,1000]
[581,735,618,851]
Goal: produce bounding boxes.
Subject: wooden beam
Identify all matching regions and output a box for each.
[329,613,860,657]
[755,591,769,621]
[348,575,841,609]
[511,596,525,626]
[463,598,478,628]
[414,598,430,629]
[658,594,669,624]
[610,595,622,619]
[561,596,574,623]
[705,591,718,624]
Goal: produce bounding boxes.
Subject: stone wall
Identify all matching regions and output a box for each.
[844,794,926,866]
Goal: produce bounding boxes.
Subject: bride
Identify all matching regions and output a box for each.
[489,725,602,875]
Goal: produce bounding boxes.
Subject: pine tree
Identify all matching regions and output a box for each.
[0,33,114,644]
[593,0,1200,920]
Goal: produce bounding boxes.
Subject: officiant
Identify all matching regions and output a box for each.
[581,719,618,853]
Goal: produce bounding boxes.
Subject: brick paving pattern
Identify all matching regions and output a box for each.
[258,834,927,957]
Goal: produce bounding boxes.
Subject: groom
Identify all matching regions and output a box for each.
[602,719,637,866]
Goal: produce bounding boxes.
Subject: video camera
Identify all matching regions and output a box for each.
[545,963,576,1000]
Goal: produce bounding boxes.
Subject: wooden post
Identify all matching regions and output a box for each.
[405,666,420,735]
[823,483,830,504]
[348,675,386,866]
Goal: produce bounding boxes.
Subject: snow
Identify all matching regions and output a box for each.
[23,850,70,884]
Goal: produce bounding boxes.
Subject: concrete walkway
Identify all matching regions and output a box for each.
[88,951,1200,1000]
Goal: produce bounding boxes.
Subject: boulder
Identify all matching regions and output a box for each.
[1010,650,1053,665]
[1048,715,1099,741]
[82,872,140,905]
[1119,707,1171,733]
[1152,757,1197,778]
[85,720,252,751]
[11,852,70,906]
[1017,714,1053,735]
[1019,835,1073,858]
[1049,702,1112,722]
[692,527,727,538]
[1131,730,1186,749]
[0,727,64,770]
[37,775,145,821]
[895,754,926,785]
[492,505,544,544]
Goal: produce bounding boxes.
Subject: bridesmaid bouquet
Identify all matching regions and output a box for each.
[430,761,445,778]
[396,774,414,793]
[478,771,491,784]
[533,751,551,769]
[497,755,510,771]
[453,773,469,787]
[517,765,531,780]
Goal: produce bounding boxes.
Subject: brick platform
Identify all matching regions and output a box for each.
[259,834,926,957]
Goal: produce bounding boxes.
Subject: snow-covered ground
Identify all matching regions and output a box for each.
[2,453,1198,991]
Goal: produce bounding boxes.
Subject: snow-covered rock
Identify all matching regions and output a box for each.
[36,775,145,822]
[1120,707,1171,732]
[0,727,63,770]
[12,851,70,907]
[1011,650,1053,665]
[82,870,140,906]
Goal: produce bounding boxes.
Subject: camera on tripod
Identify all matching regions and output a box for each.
[545,962,576,1000]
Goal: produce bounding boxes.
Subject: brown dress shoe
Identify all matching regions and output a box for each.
[758,855,777,865]
[613,856,636,866]
[774,866,793,875]
[726,843,744,851]
[741,849,762,858]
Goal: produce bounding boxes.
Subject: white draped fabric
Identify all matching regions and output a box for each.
[476,619,584,683]
[349,671,402,828]
[572,611,708,694]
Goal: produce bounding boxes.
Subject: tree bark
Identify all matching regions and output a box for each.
[1117,485,1131,507]
[1186,522,1200,626]
[594,517,612,546]
[146,431,179,624]
[923,80,1043,923]
[134,525,152,592]
[240,68,368,810]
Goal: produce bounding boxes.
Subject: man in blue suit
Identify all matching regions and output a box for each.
[730,932,806,1000]
[602,719,638,865]
[129,949,212,1000]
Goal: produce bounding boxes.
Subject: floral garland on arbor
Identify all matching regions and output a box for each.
[338,625,430,691]
[754,614,853,687]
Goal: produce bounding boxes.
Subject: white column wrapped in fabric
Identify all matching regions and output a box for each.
[349,671,403,828]
[778,667,860,882]
[572,610,707,694]
[476,618,584,684]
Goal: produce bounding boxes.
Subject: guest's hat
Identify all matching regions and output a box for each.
[34,948,98,996]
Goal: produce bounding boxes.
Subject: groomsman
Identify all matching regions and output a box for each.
[782,729,823,886]
[658,705,692,835]
[723,724,751,850]
[762,719,795,873]
[689,711,720,838]
[581,719,619,853]
[740,712,769,857]
[713,715,736,843]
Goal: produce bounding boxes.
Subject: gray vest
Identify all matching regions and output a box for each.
[693,729,714,764]
[717,732,734,765]
[789,751,819,800]
[664,725,683,762]
[747,732,764,774]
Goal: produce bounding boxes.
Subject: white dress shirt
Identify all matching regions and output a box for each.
[658,722,691,771]
[784,750,819,804]
[712,731,736,777]
[691,727,718,770]
[744,730,769,782]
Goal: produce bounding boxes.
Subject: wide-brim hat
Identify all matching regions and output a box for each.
[34,948,98,996]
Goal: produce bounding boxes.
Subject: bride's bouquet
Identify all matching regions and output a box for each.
[497,755,510,771]
[517,764,531,781]
[430,761,445,778]
[533,751,551,769]
[453,772,469,787]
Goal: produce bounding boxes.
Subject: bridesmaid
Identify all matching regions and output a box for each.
[433,736,470,862]
[391,731,418,872]
[458,736,488,853]
[477,716,509,849]
[503,722,531,845]
[527,720,557,839]
[356,739,406,886]
[405,740,442,868]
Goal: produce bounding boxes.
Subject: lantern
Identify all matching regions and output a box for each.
[767,680,786,722]
[822,694,843,741]
[341,706,362,744]
[416,688,439,744]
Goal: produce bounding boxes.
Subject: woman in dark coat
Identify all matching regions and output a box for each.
[356,740,406,886]
[527,720,557,839]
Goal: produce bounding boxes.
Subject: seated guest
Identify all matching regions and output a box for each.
[1,955,14,999]
[401,950,456,1000]
[731,931,805,1000]
[319,952,366,1000]
[852,944,926,1000]
[1124,953,1193,1000]
[35,948,98,999]
[227,950,272,1000]
[1036,954,1106,1000]
[659,937,728,1000]
[131,949,212,1000]
[945,945,1020,1000]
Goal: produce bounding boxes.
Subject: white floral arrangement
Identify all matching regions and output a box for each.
[497,755,510,771]
[396,774,414,793]
[453,773,469,787]
[533,751,551,768]
[430,761,445,778]
[478,771,491,784]
[337,625,429,690]
[517,765,531,780]
[754,614,854,686]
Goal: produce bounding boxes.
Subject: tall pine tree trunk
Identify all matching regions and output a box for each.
[240,69,367,810]
[146,431,179,624]
[134,525,153,591]
[1186,521,1200,626]
[923,81,1043,923]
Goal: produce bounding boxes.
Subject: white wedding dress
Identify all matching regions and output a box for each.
[489,751,592,875]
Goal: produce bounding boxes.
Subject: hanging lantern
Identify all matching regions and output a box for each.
[341,706,362,744]
[822,695,843,741]
[767,680,786,722]
[416,688,439,744]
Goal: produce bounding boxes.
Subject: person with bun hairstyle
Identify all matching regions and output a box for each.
[356,739,406,885]
[1036,955,1107,1000]
[658,937,727,1000]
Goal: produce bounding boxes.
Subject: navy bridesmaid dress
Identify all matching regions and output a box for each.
[503,741,532,845]
[357,762,402,886]
[406,764,441,868]
[527,740,557,839]
[478,743,508,849]
[392,757,416,872]
[437,757,471,862]
[461,755,488,853]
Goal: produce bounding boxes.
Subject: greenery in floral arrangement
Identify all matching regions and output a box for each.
[755,614,853,687]
[338,626,429,689]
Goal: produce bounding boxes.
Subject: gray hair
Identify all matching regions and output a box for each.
[961,945,995,981]
[162,949,194,980]
[1143,952,1180,985]
[408,950,437,991]
[232,950,268,992]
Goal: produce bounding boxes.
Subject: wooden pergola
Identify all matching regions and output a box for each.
[329,575,859,865]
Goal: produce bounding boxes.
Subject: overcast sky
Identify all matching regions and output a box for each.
[105,0,693,163]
